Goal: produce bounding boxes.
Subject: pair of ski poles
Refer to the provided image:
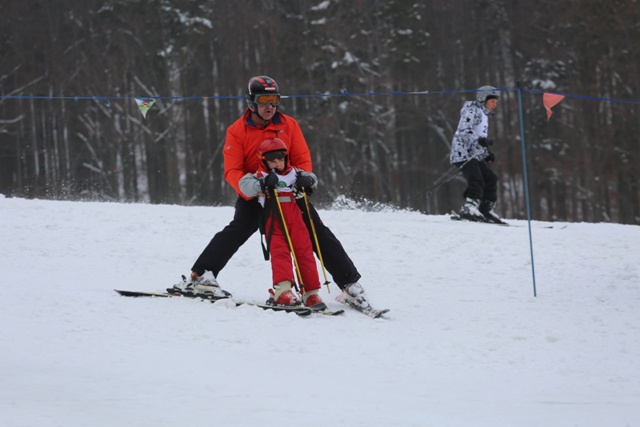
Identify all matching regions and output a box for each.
[271,186,331,294]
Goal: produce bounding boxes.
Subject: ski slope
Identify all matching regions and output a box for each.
[1,195,638,426]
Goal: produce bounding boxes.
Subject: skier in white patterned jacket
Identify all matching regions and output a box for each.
[449,85,503,223]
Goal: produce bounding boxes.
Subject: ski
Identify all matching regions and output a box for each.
[244,301,313,316]
[449,211,509,226]
[311,308,346,316]
[114,289,313,316]
[259,301,345,316]
[114,289,173,298]
[114,289,345,316]
[335,293,389,319]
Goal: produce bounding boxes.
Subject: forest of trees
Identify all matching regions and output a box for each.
[1,0,639,224]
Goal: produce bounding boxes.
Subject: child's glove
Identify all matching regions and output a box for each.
[264,172,279,189]
[295,174,315,189]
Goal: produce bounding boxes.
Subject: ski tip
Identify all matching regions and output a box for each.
[114,289,171,297]
[115,289,138,296]
[369,309,390,319]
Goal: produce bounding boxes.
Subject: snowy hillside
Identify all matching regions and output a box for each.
[1,195,638,427]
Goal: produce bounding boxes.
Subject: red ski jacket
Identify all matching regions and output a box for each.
[224,110,312,199]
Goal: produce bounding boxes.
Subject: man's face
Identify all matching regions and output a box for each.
[256,103,277,121]
[485,98,498,111]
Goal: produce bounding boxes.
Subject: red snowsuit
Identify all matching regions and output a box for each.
[256,167,320,294]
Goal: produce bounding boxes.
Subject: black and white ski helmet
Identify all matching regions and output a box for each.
[476,85,500,103]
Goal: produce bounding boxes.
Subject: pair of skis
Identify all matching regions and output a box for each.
[449,211,509,226]
[114,289,338,316]
[114,288,389,319]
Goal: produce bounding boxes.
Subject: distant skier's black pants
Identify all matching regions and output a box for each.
[191,196,361,289]
[455,159,497,202]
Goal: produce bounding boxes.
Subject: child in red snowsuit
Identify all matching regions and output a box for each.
[239,138,325,309]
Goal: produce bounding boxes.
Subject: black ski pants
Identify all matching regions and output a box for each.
[456,159,498,202]
[191,196,361,289]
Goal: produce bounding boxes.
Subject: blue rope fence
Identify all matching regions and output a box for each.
[2,88,639,105]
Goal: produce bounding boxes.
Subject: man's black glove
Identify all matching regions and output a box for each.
[263,171,279,189]
[484,151,496,163]
[478,137,494,147]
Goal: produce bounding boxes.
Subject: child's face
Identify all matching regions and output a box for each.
[266,157,285,172]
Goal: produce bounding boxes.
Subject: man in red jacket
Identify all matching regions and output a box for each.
[174,75,373,311]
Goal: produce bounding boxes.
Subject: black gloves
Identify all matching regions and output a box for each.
[296,174,315,194]
[478,137,493,147]
[263,171,315,193]
[263,171,279,189]
[478,137,495,162]
[296,174,315,189]
[484,151,496,163]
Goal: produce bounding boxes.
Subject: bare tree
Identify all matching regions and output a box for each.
[1,0,638,224]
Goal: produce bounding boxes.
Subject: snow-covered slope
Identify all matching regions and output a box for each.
[1,196,638,427]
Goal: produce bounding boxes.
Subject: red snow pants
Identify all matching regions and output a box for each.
[266,193,321,293]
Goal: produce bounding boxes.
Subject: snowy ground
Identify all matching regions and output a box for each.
[1,195,638,427]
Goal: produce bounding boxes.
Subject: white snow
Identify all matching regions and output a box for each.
[1,195,638,427]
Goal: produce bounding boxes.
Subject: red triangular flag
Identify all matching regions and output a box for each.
[543,93,565,120]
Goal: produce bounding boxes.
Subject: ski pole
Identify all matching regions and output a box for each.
[407,158,472,201]
[271,187,305,293]
[424,167,462,198]
[301,189,331,293]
